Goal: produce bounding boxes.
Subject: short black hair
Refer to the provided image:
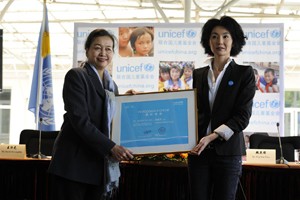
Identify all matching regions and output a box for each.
[159,63,170,73]
[183,62,195,70]
[201,16,247,57]
[84,29,117,52]
[264,68,275,75]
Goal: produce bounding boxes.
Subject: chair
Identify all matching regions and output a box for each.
[249,134,300,162]
[252,132,269,136]
[19,129,59,157]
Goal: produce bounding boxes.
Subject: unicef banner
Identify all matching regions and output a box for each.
[237,24,284,133]
[73,23,283,134]
[74,23,203,93]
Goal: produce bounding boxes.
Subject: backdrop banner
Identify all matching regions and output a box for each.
[73,23,284,134]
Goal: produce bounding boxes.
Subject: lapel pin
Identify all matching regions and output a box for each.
[228,80,234,86]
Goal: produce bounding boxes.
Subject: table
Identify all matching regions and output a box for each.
[239,162,300,200]
[0,159,189,200]
[119,162,300,200]
[1,158,300,200]
[0,157,50,200]
[117,161,189,200]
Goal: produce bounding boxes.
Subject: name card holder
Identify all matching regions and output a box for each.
[0,144,26,159]
[246,149,276,164]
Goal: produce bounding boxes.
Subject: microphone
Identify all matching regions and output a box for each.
[32,118,46,159]
[276,122,288,164]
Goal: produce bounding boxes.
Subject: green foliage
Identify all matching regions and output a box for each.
[285,91,300,107]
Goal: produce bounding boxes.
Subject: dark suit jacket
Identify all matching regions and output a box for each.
[193,60,255,156]
[48,63,118,186]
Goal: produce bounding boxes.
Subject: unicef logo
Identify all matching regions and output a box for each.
[270,100,280,108]
[158,127,166,134]
[186,29,197,38]
[270,30,281,38]
[143,63,154,72]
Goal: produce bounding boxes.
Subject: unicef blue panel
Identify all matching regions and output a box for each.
[120,98,188,148]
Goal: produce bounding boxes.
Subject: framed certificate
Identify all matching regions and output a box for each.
[112,89,198,155]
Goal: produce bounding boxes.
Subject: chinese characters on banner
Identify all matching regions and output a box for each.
[73,23,284,134]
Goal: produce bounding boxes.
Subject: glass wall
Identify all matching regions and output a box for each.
[0,89,11,143]
[284,91,300,136]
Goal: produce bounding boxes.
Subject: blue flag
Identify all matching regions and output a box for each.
[28,2,55,131]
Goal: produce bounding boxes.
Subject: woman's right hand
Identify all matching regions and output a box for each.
[190,132,219,155]
[125,89,138,95]
[111,144,134,161]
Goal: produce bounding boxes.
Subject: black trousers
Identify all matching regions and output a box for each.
[50,174,104,200]
[188,149,242,200]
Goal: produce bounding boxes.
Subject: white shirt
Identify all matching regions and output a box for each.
[206,57,234,141]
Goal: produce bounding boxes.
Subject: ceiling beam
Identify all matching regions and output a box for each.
[0,0,14,22]
[150,0,170,22]
[214,0,240,18]
[184,0,191,23]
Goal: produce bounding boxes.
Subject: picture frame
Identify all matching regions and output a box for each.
[111,89,198,155]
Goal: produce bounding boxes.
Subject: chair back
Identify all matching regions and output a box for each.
[249,134,300,162]
[19,129,59,157]
[252,132,269,136]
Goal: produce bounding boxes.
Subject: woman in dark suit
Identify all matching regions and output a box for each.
[48,29,134,200]
[188,16,256,200]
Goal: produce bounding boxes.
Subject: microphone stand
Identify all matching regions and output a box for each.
[276,122,288,164]
[32,118,47,159]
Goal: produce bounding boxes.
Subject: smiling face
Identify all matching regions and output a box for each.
[86,35,114,70]
[264,71,275,83]
[184,67,193,79]
[170,67,181,81]
[209,26,233,58]
[160,72,170,81]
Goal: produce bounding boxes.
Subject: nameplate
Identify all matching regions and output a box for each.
[246,149,276,164]
[0,144,26,159]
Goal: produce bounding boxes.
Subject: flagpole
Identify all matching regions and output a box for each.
[32,1,47,159]
[35,1,47,130]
